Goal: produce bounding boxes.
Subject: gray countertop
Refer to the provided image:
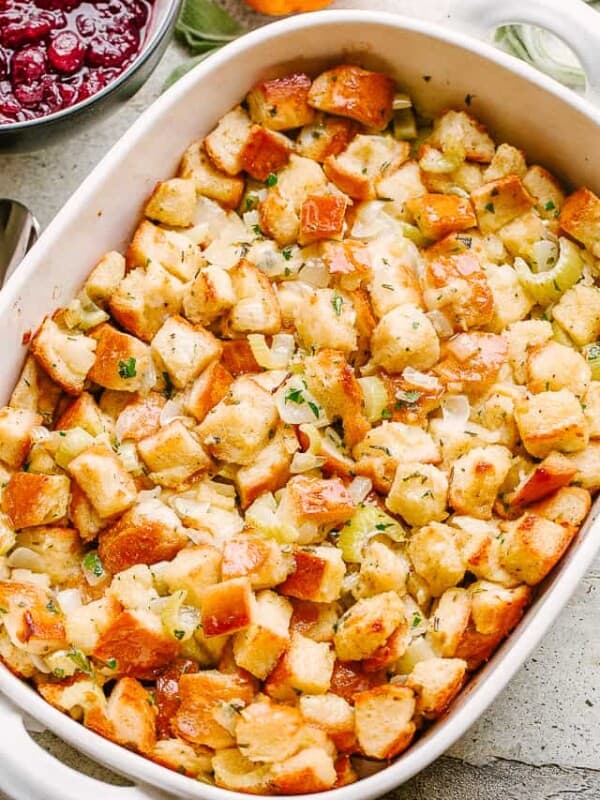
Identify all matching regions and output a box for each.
[0,1,599,798]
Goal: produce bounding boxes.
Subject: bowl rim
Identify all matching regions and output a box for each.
[0,8,599,800]
[0,0,182,133]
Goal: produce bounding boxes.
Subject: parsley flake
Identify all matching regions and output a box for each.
[266,173,278,187]
[118,357,137,379]
[332,295,344,316]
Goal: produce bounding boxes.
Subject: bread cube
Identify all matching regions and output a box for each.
[213,749,271,793]
[88,324,152,393]
[9,355,62,426]
[0,407,42,469]
[229,260,282,335]
[299,693,355,753]
[138,420,210,488]
[523,165,565,219]
[370,304,440,373]
[552,284,600,347]
[232,590,291,679]
[93,677,157,754]
[196,376,278,465]
[471,176,534,233]
[16,526,82,585]
[531,485,590,528]
[67,443,136,518]
[0,580,66,655]
[434,332,508,394]
[31,317,96,395]
[98,498,187,574]
[271,747,337,794]
[279,546,346,604]
[483,143,527,181]
[298,193,348,245]
[290,600,340,643]
[247,73,315,131]
[0,630,37,678]
[407,193,477,240]
[564,442,600,492]
[408,523,465,597]
[507,319,553,384]
[296,114,359,163]
[68,483,105,542]
[178,140,244,209]
[63,594,120,652]
[406,657,466,720]
[449,445,512,520]
[93,608,179,679]
[265,631,334,699]
[286,475,356,525]
[294,287,357,354]
[352,541,409,600]
[469,581,532,636]
[173,669,255,748]
[184,362,233,424]
[113,392,164,443]
[333,591,405,662]
[527,341,591,399]
[107,564,156,610]
[145,178,196,228]
[235,428,292,510]
[240,125,292,181]
[498,210,550,262]
[151,315,221,391]
[308,65,394,131]
[150,738,213,778]
[201,577,253,637]
[204,106,252,175]
[354,684,416,759]
[426,587,471,657]
[183,265,236,327]
[515,389,588,458]
[83,251,126,306]
[324,135,409,200]
[55,392,111,438]
[126,220,204,283]
[429,110,495,163]
[3,472,70,529]
[38,676,107,720]
[559,187,600,256]
[161,544,222,606]
[386,462,448,526]
[499,512,577,585]
[222,534,292,589]
[485,263,534,333]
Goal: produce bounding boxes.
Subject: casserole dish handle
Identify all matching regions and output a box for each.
[0,693,171,800]
[450,0,600,102]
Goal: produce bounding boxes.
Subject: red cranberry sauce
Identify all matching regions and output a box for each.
[0,0,153,123]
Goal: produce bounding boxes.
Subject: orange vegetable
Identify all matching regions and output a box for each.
[242,0,333,14]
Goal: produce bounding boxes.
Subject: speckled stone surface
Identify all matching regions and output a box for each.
[1,1,599,798]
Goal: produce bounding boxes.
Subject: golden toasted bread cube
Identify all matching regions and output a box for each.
[234,698,305,763]
[565,443,600,492]
[386,462,448,526]
[126,220,204,283]
[451,518,519,587]
[145,178,196,228]
[222,533,292,590]
[499,512,577,585]
[308,65,394,131]
[449,445,512,520]
[239,125,292,182]
[93,609,180,679]
[212,749,271,794]
[296,114,359,163]
[9,355,62,426]
[279,546,346,604]
[113,392,164,442]
[298,193,348,245]
[88,324,152,393]
[523,165,565,219]
[235,428,292,510]
[354,684,415,759]
[233,590,292,679]
[178,141,245,209]
[469,580,532,635]
[407,193,476,240]
[204,106,252,175]
[333,591,405,662]
[229,260,282,335]
[201,576,253,637]
[16,526,82,585]
[483,143,527,182]
[353,420,440,468]
[0,580,66,655]
[184,362,233,424]
[324,135,409,201]
[299,693,355,753]
[498,210,550,262]
[527,341,591,399]
[247,73,315,131]
[196,376,278,465]
[68,483,105,543]
[408,522,466,597]
[97,677,157,754]
[150,739,213,778]
[531,485,591,528]
[515,389,588,458]
[137,420,210,488]
[271,747,337,794]
[376,159,427,218]
[471,176,534,234]
[507,319,554,384]
[0,630,37,678]
[31,317,96,396]
[183,265,235,328]
[55,392,111,437]
[111,265,182,345]
[0,407,42,469]
[38,675,107,719]
[429,110,495,163]
[3,472,70,529]
[161,544,222,607]
[265,631,335,699]
[63,595,120,652]
[286,475,356,525]
[427,587,471,657]
[83,251,126,306]
[370,304,440,373]
[559,186,600,256]
[352,541,409,601]
[151,315,221,390]
[173,669,255,748]
[508,452,578,510]
[406,657,466,719]
[583,383,600,437]
[552,284,600,347]
[290,600,340,644]
[294,287,357,354]
[68,443,137,518]
[98,498,187,573]
[485,263,534,333]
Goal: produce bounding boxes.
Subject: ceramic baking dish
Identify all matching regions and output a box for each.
[1,2,600,799]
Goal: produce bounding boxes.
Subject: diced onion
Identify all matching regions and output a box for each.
[245,493,297,543]
[31,655,52,674]
[242,209,260,229]
[352,201,395,239]
[393,92,413,111]
[30,426,51,445]
[348,476,373,505]
[441,394,471,429]
[275,376,329,427]
[298,259,330,288]
[532,238,558,271]
[402,367,440,390]
[159,398,187,427]
[56,588,82,614]
[358,376,389,423]
[514,237,583,305]
[7,547,45,571]
[64,294,109,332]
[248,333,295,370]
[54,428,94,469]
[290,451,326,474]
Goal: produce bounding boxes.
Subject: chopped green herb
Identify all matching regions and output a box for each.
[83,552,104,578]
[411,613,422,628]
[485,202,495,213]
[106,658,118,669]
[245,195,258,212]
[46,600,59,614]
[174,630,185,640]
[381,284,394,291]
[266,173,278,187]
[282,247,293,261]
[162,371,174,400]
[252,224,263,236]
[53,668,65,678]
[67,648,93,676]
[118,357,137,379]
[544,200,556,211]
[381,408,392,420]
[285,388,304,405]
[307,401,320,419]
[332,295,344,316]
[395,390,421,406]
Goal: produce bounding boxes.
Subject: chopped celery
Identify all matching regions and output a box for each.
[393,108,418,140]
[338,504,405,563]
[514,237,584,305]
[161,590,199,643]
[393,92,413,111]
[358,376,389,422]
[583,342,600,379]
[54,427,94,469]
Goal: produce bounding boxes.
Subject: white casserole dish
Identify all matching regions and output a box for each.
[1,2,600,798]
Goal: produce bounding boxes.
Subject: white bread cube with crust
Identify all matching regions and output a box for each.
[429,110,496,163]
[471,176,534,234]
[484,263,534,333]
[407,193,477,241]
[299,693,356,753]
[150,738,213,779]
[0,580,66,655]
[2,472,71,530]
[523,165,565,219]
[352,540,409,600]
[200,576,254,638]
[229,260,282,335]
[497,210,550,261]
[247,72,316,131]
[483,143,527,182]
[204,106,252,176]
[212,749,272,794]
[137,420,211,488]
[515,390,589,458]
[451,517,517,586]
[279,546,346,604]
[559,186,600,256]
[376,160,427,217]
[183,265,236,327]
[31,317,97,396]
[333,591,405,662]
[499,512,578,585]
[353,684,416,759]
[83,251,126,307]
[90,677,157,754]
[353,421,440,466]
[449,445,512,520]
[196,376,278,465]
[406,657,467,719]
[408,523,466,597]
[126,220,204,283]
[184,362,233,425]
[369,304,440,373]
[145,178,197,228]
[233,590,292,679]
[386,462,449,527]
[68,443,137,518]
[552,284,600,347]
[583,382,600,438]
[271,747,337,795]
[109,261,185,343]
[427,587,471,658]
[235,699,306,763]
[308,65,395,131]
[290,600,340,643]
[223,534,293,589]
[565,443,600,492]
[234,427,292,510]
[88,324,152,393]
[265,630,335,699]
[507,319,554,384]
[0,407,42,469]
[38,676,107,720]
[324,135,410,201]
[526,341,591,399]
[0,630,37,678]
[161,543,222,606]
[16,526,83,586]
[239,125,293,182]
[55,392,113,437]
[178,141,245,210]
[151,315,221,390]
[296,113,359,164]
[530,485,591,528]
[294,288,357,355]
[9,355,62,426]
[69,483,106,542]
[107,564,156,610]
[469,580,532,636]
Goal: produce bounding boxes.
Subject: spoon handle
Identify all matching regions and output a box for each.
[0,199,40,288]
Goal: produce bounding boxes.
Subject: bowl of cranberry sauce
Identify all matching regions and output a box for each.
[0,0,181,150]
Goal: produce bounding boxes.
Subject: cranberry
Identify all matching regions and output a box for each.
[0,81,21,117]
[0,48,9,80]
[1,16,53,48]
[47,30,85,73]
[86,27,138,68]
[76,68,106,101]
[126,0,149,28]
[75,13,97,37]
[11,45,47,84]
[14,79,44,106]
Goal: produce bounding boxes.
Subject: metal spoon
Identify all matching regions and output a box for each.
[0,198,40,287]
